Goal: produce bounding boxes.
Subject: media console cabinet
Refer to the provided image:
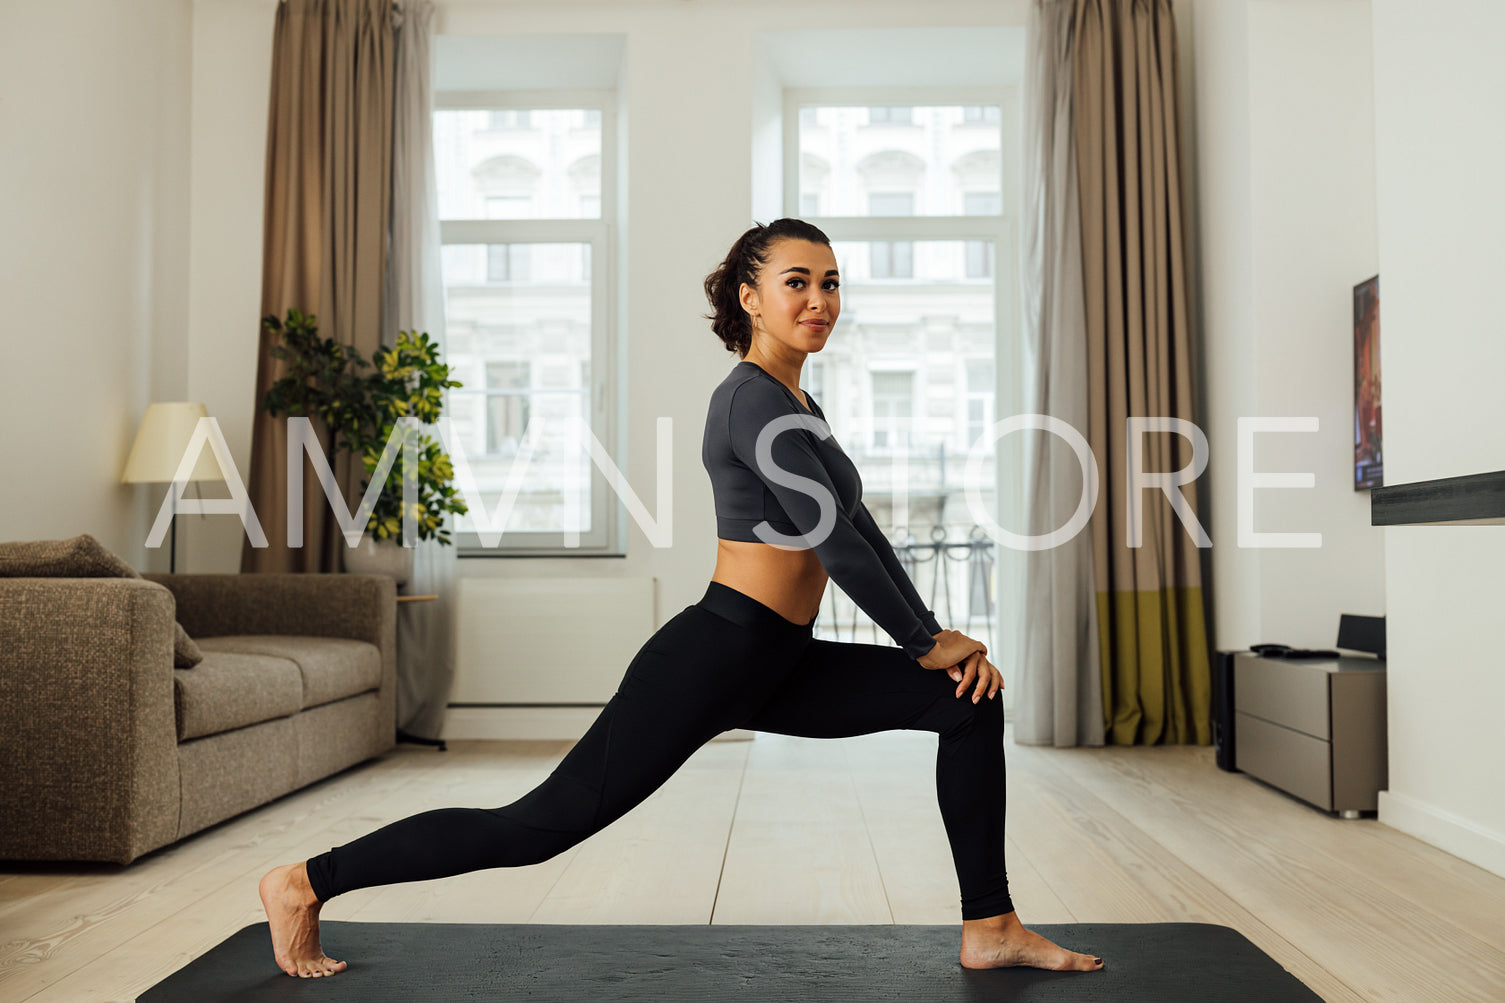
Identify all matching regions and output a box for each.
[1232,652,1388,818]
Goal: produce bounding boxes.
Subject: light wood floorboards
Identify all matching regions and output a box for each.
[2,729,1502,1001]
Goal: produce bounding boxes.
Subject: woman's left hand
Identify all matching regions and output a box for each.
[946,648,1003,703]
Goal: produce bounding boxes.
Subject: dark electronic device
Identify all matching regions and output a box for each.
[1249,643,1341,659]
[1337,614,1386,658]
[1212,651,1237,772]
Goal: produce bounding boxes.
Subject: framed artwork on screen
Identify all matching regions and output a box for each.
[1353,274,1383,490]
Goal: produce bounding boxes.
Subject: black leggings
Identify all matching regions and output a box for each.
[305,580,1013,920]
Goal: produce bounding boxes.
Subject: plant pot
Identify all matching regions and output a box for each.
[341,535,414,587]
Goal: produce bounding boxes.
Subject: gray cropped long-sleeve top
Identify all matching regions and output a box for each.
[701,359,941,660]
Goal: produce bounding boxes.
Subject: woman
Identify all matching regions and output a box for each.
[258,218,1105,979]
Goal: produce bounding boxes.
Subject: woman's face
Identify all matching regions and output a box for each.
[739,239,840,356]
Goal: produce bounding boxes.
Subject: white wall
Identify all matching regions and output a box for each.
[1191,0,1260,648]
[1195,0,1505,878]
[1192,0,1386,655]
[0,0,193,567]
[180,0,278,574]
[1369,0,1505,877]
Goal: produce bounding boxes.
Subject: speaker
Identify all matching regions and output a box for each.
[1212,650,1238,772]
[1337,614,1386,658]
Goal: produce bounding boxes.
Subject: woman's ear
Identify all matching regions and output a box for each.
[739,281,758,317]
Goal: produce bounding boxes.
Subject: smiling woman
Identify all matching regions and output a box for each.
[256,217,1104,982]
[700,220,844,626]
[702,217,840,360]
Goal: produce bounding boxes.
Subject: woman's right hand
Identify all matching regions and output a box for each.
[915,630,987,673]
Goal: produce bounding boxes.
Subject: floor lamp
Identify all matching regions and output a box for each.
[121,402,224,573]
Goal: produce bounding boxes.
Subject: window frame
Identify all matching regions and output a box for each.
[782,82,1019,399]
[783,85,1022,630]
[962,356,998,453]
[435,89,619,556]
[784,84,1017,236]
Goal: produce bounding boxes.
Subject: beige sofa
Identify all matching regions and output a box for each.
[0,572,395,865]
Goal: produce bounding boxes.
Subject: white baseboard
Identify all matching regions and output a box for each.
[441,707,753,744]
[1378,789,1505,879]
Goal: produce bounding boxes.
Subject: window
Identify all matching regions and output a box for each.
[807,360,825,401]
[964,191,1000,278]
[964,357,996,450]
[488,109,532,129]
[868,193,914,279]
[797,105,1001,218]
[485,244,531,282]
[435,93,616,553]
[867,106,914,125]
[485,195,533,220]
[868,192,914,216]
[871,371,915,450]
[786,90,1013,647]
[870,241,913,280]
[486,361,531,454]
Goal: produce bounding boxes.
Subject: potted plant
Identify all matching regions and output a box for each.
[259,308,468,582]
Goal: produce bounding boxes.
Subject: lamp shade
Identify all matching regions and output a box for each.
[121,402,225,484]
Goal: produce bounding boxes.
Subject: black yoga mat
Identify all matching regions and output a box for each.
[139,922,1325,1002]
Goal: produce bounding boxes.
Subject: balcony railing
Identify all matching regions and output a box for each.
[817,518,999,655]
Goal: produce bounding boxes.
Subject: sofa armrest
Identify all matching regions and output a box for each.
[0,577,180,864]
[142,572,395,649]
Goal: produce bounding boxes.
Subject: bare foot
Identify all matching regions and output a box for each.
[258,862,348,978]
[960,912,1104,972]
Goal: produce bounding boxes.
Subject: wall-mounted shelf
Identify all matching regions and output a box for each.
[1369,469,1505,527]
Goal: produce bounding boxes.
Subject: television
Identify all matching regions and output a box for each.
[1354,274,1383,489]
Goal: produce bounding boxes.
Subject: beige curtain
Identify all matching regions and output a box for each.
[1019,0,1210,746]
[242,0,396,574]
[1074,0,1211,744]
[1017,0,1104,747]
[383,0,460,742]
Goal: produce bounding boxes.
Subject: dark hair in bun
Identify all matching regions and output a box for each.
[703,218,831,358]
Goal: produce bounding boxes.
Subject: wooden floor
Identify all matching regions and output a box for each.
[2,727,1503,1001]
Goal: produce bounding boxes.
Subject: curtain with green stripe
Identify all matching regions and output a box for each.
[1020,0,1211,746]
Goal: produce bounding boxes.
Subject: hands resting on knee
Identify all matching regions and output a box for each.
[915,630,1004,703]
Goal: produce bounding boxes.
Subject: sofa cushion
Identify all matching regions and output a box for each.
[0,534,204,668]
[173,651,304,740]
[192,635,382,711]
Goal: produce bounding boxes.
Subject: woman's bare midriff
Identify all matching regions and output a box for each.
[710,538,828,626]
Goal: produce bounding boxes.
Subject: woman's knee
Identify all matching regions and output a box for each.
[977,690,1005,738]
[934,687,1004,741]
